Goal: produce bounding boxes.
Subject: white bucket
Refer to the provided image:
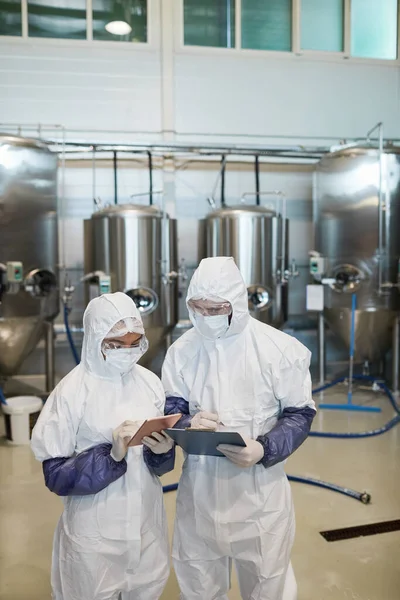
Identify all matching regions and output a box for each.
[2,396,43,445]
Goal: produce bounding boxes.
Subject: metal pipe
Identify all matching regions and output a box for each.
[43,138,329,157]
[44,320,55,393]
[92,146,97,209]
[220,155,226,207]
[148,151,153,205]
[113,151,118,205]
[392,314,400,394]
[255,155,260,205]
[347,294,357,403]
[366,122,384,293]
[318,311,326,385]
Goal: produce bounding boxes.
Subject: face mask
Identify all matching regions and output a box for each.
[194,314,229,340]
[105,347,142,373]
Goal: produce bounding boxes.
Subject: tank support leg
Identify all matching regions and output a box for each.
[317,311,326,385]
[44,320,55,394]
[392,314,400,395]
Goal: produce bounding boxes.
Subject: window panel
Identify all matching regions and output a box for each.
[184,0,235,48]
[351,0,398,60]
[241,0,292,52]
[301,0,344,52]
[0,0,22,36]
[28,0,86,39]
[93,0,147,43]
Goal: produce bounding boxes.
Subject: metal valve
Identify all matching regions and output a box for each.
[283,259,299,281]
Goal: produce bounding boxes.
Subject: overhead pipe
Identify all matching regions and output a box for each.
[45,139,329,158]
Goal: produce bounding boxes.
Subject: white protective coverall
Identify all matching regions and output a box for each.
[162,257,316,600]
[31,292,170,600]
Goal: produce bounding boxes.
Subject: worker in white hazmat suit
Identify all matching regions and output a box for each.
[31,292,175,600]
[162,257,316,600]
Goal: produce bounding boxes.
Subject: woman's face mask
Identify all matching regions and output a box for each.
[104,347,143,373]
[194,314,230,340]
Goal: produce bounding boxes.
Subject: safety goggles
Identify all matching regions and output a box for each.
[187,297,232,317]
[102,336,144,351]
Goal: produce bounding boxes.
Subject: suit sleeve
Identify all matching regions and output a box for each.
[257,342,316,468]
[31,385,127,496]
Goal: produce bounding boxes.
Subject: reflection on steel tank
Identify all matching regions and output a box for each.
[0,134,59,379]
[84,204,178,366]
[312,145,400,363]
[198,200,296,329]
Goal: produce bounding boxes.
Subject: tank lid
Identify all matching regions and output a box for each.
[206,204,277,218]
[326,144,400,158]
[0,133,52,152]
[92,203,165,218]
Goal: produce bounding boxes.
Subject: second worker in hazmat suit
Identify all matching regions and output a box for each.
[162,257,316,600]
[31,292,174,600]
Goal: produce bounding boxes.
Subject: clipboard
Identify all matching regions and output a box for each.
[128,413,182,447]
[165,428,247,457]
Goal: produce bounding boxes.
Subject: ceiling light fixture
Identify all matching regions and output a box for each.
[105,1,132,36]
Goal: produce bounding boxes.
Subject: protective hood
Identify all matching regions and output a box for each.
[187,257,249,338]
[81,292,146,379]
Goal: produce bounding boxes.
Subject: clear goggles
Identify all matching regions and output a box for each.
[102,336,145,351]
[187,297,232,317]
[102,317,146,351]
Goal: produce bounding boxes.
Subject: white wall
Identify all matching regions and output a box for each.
[174,52,400,142]
[1,1,399,142]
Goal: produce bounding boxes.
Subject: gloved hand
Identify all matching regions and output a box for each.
[142,431,174,454]
[190,411,219,431]
[111,420,143,462]
[217,438,264,468]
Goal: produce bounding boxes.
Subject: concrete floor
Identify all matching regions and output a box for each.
[0,382,399,600]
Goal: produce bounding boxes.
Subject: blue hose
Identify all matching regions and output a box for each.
[310,374,400,438]
[287,475,371,504]
[63,304,80,366]
[162,477,371,504]
[0,385,7,406]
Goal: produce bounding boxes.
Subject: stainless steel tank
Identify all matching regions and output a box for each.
[313,145,400,362]
[0,134,59,377]
[198,204,289,327]
[84,204,178,366]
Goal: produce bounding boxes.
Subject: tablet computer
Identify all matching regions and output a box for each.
[165,428,247,457]
[128,413,182,447]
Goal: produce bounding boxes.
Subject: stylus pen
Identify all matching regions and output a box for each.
[191,402,225,428]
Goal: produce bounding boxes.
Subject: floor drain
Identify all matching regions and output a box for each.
[320,519,400,542]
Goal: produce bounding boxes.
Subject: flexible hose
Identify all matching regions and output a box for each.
[63,304,80,366]
[0,385,7,406]
[287,475,371,504]
[310,374,400,438]
[162,477,371,504]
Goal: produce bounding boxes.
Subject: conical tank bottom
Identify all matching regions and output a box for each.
[324,308,395,363]
[0,317,44,376]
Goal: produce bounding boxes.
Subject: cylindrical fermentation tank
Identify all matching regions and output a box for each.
[198,204,289,327]
[313,145,400,362]
[0,134,59,377]
[84,204,178,366]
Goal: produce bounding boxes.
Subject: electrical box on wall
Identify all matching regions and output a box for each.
[309,256,325,276]
[306,284,324,312]
[7,261,23,283]
[99,274,111,295]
